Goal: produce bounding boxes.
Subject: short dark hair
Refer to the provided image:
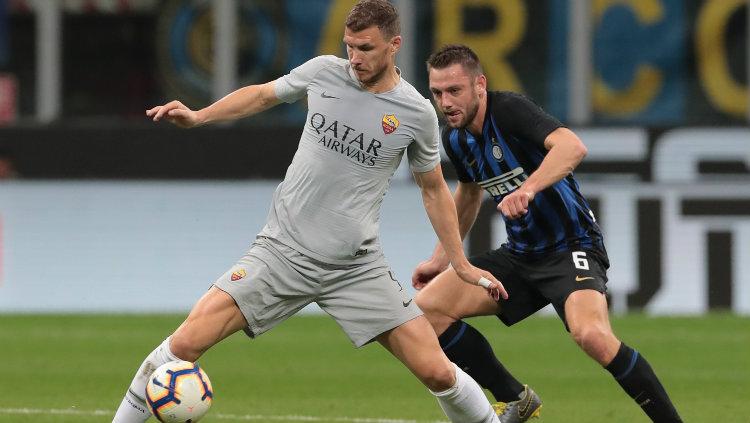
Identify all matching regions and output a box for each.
[346,0,400,39]
[426,44,483,76]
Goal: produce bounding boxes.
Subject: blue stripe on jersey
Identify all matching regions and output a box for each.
[449,131,476,180]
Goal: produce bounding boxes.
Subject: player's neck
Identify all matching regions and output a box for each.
[467,93,488,136]
[362,66,400,94]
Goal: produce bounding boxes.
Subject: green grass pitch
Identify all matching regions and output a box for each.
[0,313,747,422]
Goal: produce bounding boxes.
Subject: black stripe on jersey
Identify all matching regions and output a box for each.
[506,199,536,250]
[511,131,546,167]
[443,130,472,182]
[567,177,603,240]
[543,186,580,245]
[457,130,484,180]
[502,134,540,174]
[529,192,564,249]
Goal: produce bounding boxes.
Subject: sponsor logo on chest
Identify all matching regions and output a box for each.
[309,112,385,167]
[478,167,529,197]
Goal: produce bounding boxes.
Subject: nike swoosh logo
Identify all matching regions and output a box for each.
[575,276,595,282]
[321,92,339,99]
[402,299,413,307]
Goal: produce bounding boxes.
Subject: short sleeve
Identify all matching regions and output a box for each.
[274,55,338,103]
[492,92,564,149]
[407,104,442,173]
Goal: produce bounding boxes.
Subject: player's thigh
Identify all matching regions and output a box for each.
[564,289,613,336]
[416,267,500,320]
[172,286,249,355]
[214,238,318,338]
[317,264,421,348]
[376,315,455,389]
[536,249,609,326]
[469,248,549,326]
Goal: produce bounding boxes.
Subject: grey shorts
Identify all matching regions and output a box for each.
[213,237,422,347]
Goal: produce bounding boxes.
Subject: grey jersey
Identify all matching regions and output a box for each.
[258,55,441,265]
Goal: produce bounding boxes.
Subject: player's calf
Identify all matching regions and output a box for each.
[605,342,683,422]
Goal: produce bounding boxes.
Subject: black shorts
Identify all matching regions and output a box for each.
[469,247,610,328]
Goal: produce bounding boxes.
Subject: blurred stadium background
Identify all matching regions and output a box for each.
[0,1,748,422]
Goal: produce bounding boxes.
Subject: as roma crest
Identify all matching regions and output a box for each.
[382,114,399,134]
[230,268,247,281]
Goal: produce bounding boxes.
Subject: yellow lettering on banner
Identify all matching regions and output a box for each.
[696,0,748,118]
[592,0,665,116]
[592,0,663,22]
[434,0,526,93]
[317,0,354,56]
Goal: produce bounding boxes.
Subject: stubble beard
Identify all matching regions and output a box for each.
[358,60,390,87]
[446,98,480,129]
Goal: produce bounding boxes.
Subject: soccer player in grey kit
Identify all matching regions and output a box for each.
[112,1,508,422]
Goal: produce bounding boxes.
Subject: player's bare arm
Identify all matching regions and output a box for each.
[146,81,281,128]
[412,181,483,289]
[498,127,587,219]
[413,165,507,300]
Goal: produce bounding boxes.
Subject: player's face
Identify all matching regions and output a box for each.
[344,26,400,86]
[429,64,486,129]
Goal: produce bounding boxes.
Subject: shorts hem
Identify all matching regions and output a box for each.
[352,310,423,348]
[211,283,265,339]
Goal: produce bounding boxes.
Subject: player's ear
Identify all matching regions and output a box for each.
[390,35,402,54]
[475,74,487,93]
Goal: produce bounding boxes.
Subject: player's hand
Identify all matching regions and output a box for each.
[146,100,203,128]
[498,189,534,219]
[411,259,448,290]
[454,264,508,301]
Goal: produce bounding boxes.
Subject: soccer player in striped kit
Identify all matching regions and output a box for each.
[414,44,683,423]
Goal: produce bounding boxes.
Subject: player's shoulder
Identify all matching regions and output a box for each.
[393,79,437,120]
[489,90,539,112]
[304,55,348,72]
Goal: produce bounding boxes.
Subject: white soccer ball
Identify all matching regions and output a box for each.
[145,360,214,423]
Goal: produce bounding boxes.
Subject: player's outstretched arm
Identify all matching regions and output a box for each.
[414,165,508,300]
[146,81,282,128]
[412,181,483,289]
[498,127,587,219]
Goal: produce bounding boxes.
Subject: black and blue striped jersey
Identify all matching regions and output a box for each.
[442,91,604,255]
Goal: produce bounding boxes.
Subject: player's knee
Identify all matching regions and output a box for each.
[420,362,456,392]
[415,290,434,313]
[169,332,204,362]
[415,292,440,322]
[414,293,453,332]
[570,324,613,363]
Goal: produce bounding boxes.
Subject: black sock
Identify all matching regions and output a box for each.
[438,320,524,402]
[605,342,683,422]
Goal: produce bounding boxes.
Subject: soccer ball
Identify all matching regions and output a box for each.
[145,360,213,423]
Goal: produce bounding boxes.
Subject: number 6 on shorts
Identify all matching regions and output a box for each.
[572,251,589,270]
